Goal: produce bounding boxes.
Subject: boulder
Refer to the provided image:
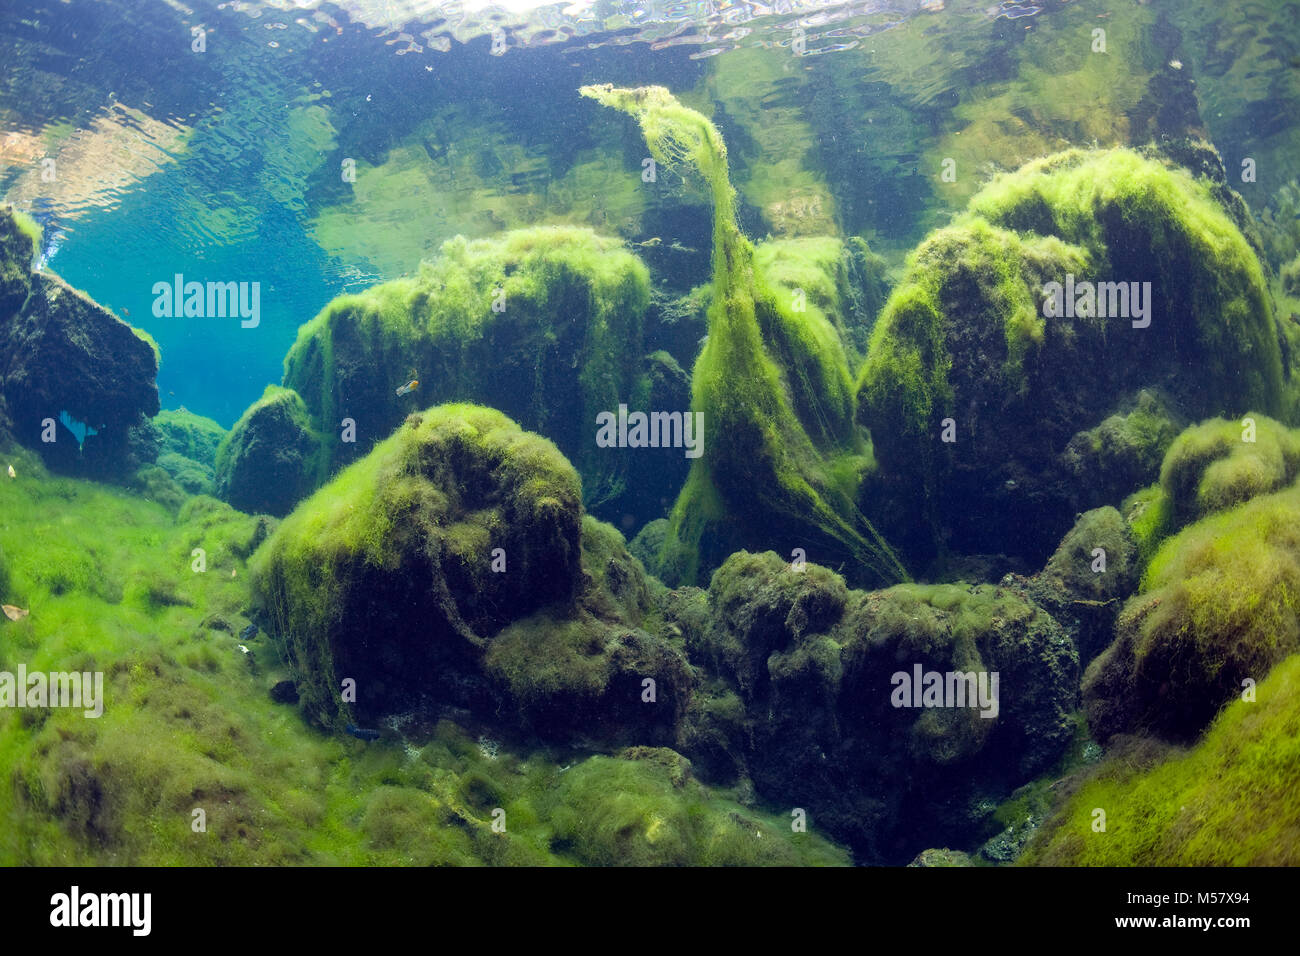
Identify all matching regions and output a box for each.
[857,148,1288,570]
[675,550,1078,863]
[214,386,318,517]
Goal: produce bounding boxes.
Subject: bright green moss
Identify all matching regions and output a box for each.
[1158,414,1300,526]
[154,408,227,467]
[285,225,650,512]
[1028,653,1300,865]
[1086,482,1300,741]
[1122,484,1174,567]
[547,750,848,866]
[10,208,41,250]
[970,148,1283,415]
[582,85,905,588]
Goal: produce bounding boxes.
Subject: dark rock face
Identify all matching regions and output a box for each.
[673,551,1078,864]
[214,386,318,517]
[1,269,160,480]
[269,680,299,705]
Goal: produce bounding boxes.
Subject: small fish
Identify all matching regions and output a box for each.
[1004,479,1018,490]
[1168,59,1182,70]
[346,724,381,741]
[6,464,14,478]
[395,379,419,396]
[231,568,237,578]
[240,623,258,641]
[237,644,250,654]
[2,604,29,621]
[122,307,130,317]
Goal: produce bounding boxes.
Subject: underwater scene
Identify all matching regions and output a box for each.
[0,0,1298,876]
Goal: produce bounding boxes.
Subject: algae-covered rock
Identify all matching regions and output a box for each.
[484,516,691,745]
[214,386,319,517]
[1158,414,1300,527]
[0,207,38,320]
[1120,414,1300,563]
[582,84,905,589]
[1059,389,1182,511]
[549,748,849,866]
[678,550,1077,863]
[857,148,1287,570]
[1283,255,1300,298]
[908,848,974,867]
[1028,654,1300,865]
[153,407,227,469]
[284,226,666,526]
[1084,482,1300,743]
[250,404,585,727]
[1023,506,1139,665]
[0,214,160,479]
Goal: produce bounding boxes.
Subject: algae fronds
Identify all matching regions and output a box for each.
[580,84,906,588]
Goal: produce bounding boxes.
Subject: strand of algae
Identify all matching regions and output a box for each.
[580,85,906,586]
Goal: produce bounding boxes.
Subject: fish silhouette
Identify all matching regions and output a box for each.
[346,724,381,741]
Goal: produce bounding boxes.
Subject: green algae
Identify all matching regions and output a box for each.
[581,84,905,588]
[1086,480,1300,742]
[283,225,651,516]
[0,438,845,866]
[1027,653,1300,866]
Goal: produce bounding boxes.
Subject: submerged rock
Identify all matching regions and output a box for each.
[280,226,673,527]
[214,385,319,517]
[1021,506,1139,665]
[583,84,905,590]
[674,550,1078,863]
[251,403,690,746]
[857,148,1288,571]
[1085,480,1300,743]
[0,209,160,479]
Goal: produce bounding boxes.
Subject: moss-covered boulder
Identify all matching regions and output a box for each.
[548,748,849,865]
[484,516,692,745]
[154,408,227,469]
[1027,653,1300,865]
[1159,414,1300,527]
[1022,507,1139,665]
[676,550,1077,863]
[283,226,678,527]
[857,148,1287,571]
[583,84,905,589]
[1084,481,1300,743]
[251,404,691,749]
[250,404,583,726]
[1121,413,1300,563]
[1059,389,1182,511]
[214,386,319,517]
